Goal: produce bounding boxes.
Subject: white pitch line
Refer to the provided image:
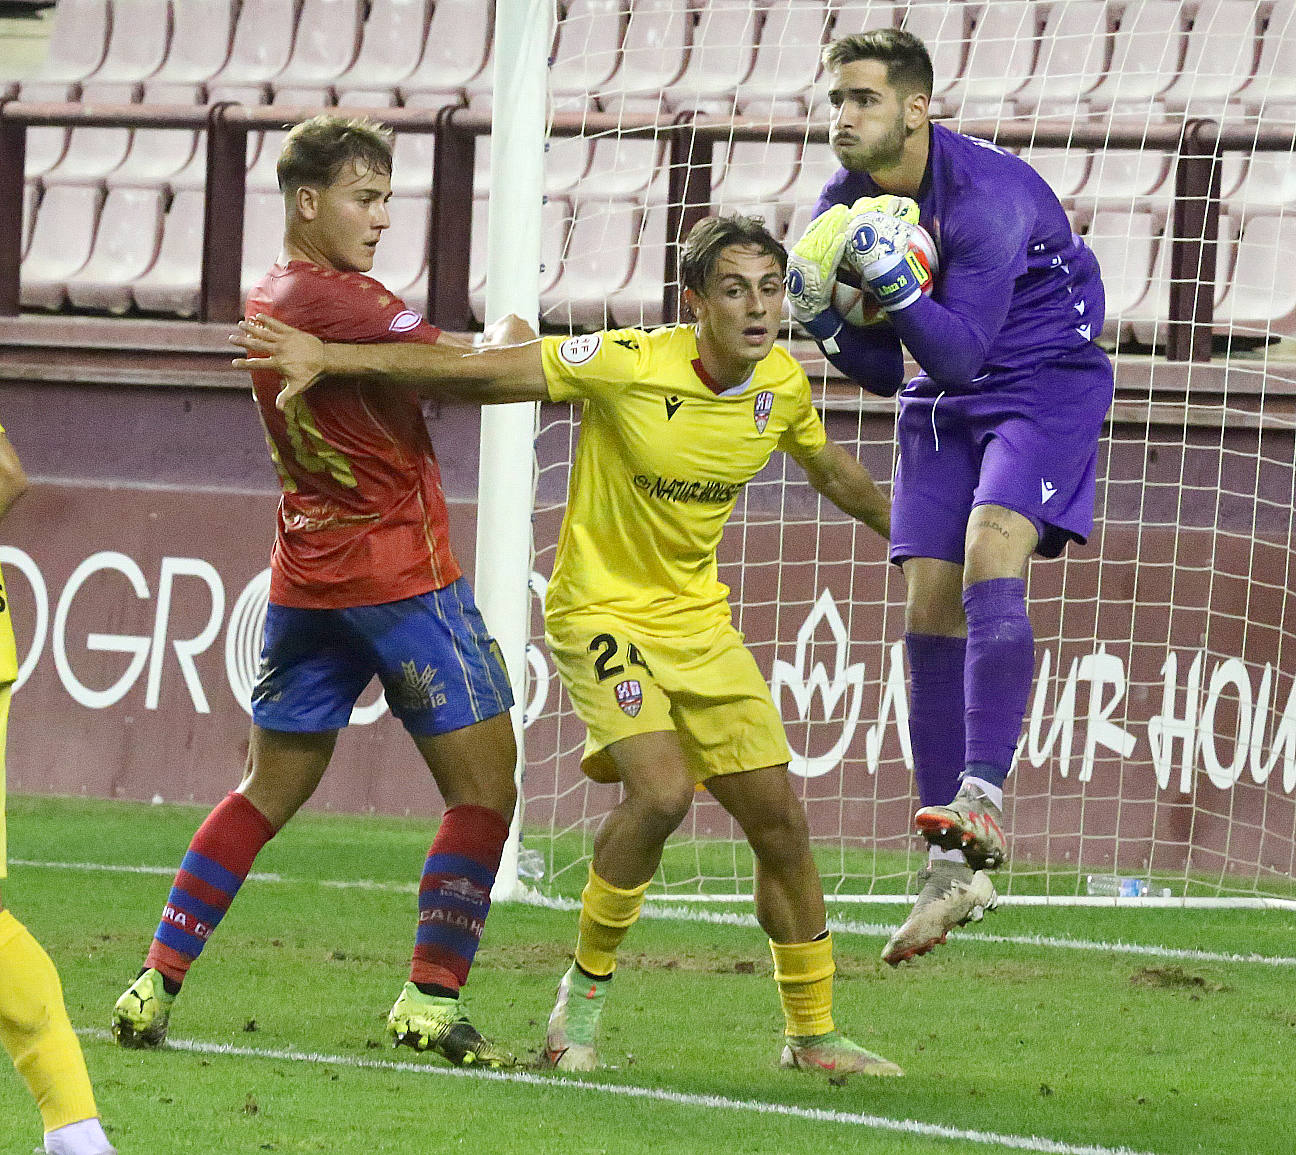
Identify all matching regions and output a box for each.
[17,858,1296,967]
[76,1028,1159,1155]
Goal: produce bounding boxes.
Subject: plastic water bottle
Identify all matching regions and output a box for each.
[1086,874,1149,898]
[516,846,546,882]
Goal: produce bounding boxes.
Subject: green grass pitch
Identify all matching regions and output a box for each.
[2,795,1292,1154]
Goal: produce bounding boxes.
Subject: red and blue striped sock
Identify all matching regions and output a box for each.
[410,804,509,994]
[144,791,276,987]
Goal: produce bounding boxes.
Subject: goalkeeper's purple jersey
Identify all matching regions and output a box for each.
[815,123,1107,391]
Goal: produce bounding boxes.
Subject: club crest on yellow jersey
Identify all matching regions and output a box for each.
[753,390,774,433]
[615,679,643,717]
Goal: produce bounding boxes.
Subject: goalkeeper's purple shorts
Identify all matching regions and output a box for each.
[889,344,1114,565]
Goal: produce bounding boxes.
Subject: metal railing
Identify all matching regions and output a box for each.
[1,100,1292,361]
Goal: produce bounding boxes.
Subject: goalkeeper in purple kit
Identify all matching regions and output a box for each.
[786,29,1114,964]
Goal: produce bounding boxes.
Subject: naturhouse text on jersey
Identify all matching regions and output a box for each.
[632,475,746,504]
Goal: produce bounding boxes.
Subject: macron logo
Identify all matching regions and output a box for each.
[1040,479,1057,504]
[388,310,423,333]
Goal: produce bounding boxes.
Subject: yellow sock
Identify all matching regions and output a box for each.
[573,865,650,977]
[0,909,100,1132]
[770,933,836,1038]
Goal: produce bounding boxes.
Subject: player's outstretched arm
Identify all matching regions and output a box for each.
[797,439,889,542]
[231,315,549,409]
[0,431,29,523]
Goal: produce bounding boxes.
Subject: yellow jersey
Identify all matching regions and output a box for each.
[541,325,828,636]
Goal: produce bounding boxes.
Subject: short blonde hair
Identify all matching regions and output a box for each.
[277,114,394,194]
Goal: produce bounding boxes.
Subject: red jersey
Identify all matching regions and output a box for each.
[245,262,462,609]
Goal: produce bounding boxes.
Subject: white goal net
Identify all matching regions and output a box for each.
[503,0,1296,906]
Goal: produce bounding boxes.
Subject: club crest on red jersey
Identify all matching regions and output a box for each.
[388,309,423,333]
[614,679,643,717]
[753,390,774,433]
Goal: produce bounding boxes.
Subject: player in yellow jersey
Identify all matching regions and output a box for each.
[232,214,902,1077]
[0,426,117,1154]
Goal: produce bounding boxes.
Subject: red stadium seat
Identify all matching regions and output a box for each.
[1229,153,1296,213]
[1126,214,1237,343]
[1018,146,1091,205]
[271,0,364,98]
[3,0,110,94]
[712,140,800,210]
[1072,149,1175,225]
[1084,209,1158,332]
[576,136,668,203]
[204,0,302,106]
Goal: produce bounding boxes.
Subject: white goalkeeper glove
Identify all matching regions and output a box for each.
[842,194,925,313]
[784,204,850,324]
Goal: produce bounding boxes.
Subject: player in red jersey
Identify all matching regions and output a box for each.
[112,116,519,1069]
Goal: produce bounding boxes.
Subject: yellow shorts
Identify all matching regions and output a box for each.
[0,683,10,880]
[545,612,792,785]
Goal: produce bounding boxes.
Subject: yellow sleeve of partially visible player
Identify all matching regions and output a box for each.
[0,418,19,685]
[775,357,829,462]
[540,330,647,403]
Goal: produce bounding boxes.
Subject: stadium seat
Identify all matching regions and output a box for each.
[19,83,74,178]
[1158,0,1259,117]
[1010,0,1110,117]
[132,188,205,315]
[241,191,289,302]
[550,0,624,114]
[1212,214,1296,338]
[368,195,431,305]
[607,201,670,327]
[1237,1,1296,118]
[899,1,969,118]
[737,0,831,121]
[942,0,1040,122]
[398,0,493,109]
[270,0,364,98]
[544,135,593,196]
[1072,149,1175,224]
[1084,209,1158,330]
[19,184,104,310]
[1083,0,1186,120]
[663,0,759,116]
[149,0,238,90]
[1230,152,1296,213]
[783,143,843,209]
[3,0,110,93]
[828,0,899,41]
[576,136,668,203]
[597,0,689,114]
[387,93,441,197]
[64,186,167,312]
[1018,146,1090,204]
[204,0,303,106]
[104,2,239,190]
[543,201,639,330]
[1125,214,1238,344]
[333,0,432,104]
[712,140,800,210]
[472,196,569,322]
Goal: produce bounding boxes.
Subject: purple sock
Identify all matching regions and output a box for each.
[905,632,967,808]
[962,577,1035,785]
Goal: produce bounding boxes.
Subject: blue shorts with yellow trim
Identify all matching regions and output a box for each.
[251,577,513,737]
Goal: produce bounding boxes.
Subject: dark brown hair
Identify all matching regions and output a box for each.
[679,214,787,294]
[822,28,934,98]
[277,114,394,194]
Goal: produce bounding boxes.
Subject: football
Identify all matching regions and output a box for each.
[830,223,939,327]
